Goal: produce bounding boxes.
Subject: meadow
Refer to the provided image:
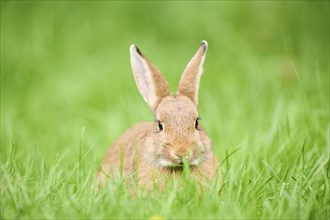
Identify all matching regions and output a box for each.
[1,1,329,219]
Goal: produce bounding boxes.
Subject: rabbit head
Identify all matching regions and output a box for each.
[130,41,212,169]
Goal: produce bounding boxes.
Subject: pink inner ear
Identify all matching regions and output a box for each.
[130,51,153,104]
[130,45,168,110]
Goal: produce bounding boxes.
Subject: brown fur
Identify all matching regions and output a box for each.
[98,41,221,189]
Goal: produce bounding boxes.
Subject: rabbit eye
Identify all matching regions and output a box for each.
[195,117,201,130]
[156,120,163,131]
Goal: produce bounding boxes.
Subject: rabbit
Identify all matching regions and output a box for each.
[97,40,221,189]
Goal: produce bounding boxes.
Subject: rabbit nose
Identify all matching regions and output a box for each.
[170,150,191,163]
[175,153,189,159]
[174,149,192,159]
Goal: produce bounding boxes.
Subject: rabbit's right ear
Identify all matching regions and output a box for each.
[130,45,171,111]
[177,41,208,106]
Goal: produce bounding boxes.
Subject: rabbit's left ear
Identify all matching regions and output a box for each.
[130,45,171,110]
[177,41,208,106]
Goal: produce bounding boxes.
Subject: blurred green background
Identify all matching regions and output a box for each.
[2,1,328,162]
[1,1,329,218]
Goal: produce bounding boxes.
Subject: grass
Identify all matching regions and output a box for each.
[1,1,329,219]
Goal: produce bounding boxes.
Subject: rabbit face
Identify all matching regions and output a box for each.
[145,95,212,168]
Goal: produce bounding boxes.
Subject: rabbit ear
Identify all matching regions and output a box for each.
[130,44,171,110]
[177,40,208,106]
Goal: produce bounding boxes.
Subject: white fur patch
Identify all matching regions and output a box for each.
[157,158,181,167]
[190,157,201,165]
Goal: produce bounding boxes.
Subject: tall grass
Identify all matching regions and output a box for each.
[1,1,329,219]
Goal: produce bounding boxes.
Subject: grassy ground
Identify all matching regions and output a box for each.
[1,1,329,219]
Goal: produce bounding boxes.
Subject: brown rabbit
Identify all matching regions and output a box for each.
[98,41,221,189]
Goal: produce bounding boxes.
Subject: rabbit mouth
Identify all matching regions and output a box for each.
[157,158,184,167]
[157,158,201,169]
